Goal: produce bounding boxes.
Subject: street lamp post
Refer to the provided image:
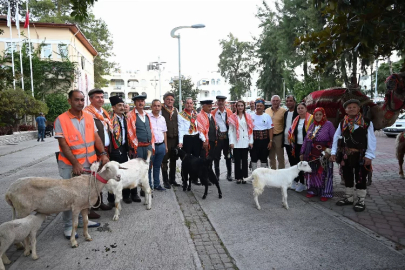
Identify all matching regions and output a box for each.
[150,76,159,99]
[170,24,205,111]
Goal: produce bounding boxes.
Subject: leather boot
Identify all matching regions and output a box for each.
[162,170,171,189]
[98,193,113,210]
[226,159,232,181]
[88,209,100,219]
[122,188,132,204]
[107,192,115,207]
[131,188,141,202]
[214,160,220,180]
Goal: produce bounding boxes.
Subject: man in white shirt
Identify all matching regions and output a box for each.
[212,96,233,181]
[251,98,273,170]
[178,97,200,157]
[246,100,256,115]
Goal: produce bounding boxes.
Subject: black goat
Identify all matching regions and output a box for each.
[175,147,222,199]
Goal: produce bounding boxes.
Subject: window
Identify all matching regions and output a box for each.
[211,90,215,96]
[205,92,208,97]
[58,44,68,58]
[217,90,221,96]
[41,44,52,58]
[217,79,220,85]
[5,42,17,55]
[103,93,109,99]
[246,90,252,97]
[211,79,215,85]
[81,56,85,70]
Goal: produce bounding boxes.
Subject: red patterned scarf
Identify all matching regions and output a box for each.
[228,112,253,141]
[197,111,217,142]
[342,113,365,133]
[211,107,232,124]
[84,105,113,132]
[288,113,313,157]
[111,113,124,149]
[126,109,155,151]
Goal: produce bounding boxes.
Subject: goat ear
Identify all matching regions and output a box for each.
[119,166,128,170]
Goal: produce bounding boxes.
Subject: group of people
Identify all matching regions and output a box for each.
[53,89,376,239]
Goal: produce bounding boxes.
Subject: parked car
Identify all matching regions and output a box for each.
[383,114,405,137]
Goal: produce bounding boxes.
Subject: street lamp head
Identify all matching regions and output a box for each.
[191,24,205,29]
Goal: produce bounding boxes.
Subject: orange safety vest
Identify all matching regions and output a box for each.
[57,111,97,165]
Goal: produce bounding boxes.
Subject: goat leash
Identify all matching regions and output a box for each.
[83,169,103,209]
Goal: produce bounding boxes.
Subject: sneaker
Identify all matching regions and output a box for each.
[78,220,100,228]
[336,198,354,206]
[64,228,79,240]
[290,181,298,190]
[295,183,307,193]
[353,199,366,212]
[155,185,166,191]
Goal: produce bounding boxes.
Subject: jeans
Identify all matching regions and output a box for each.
[58,166,90,230]
[148,143,166,189]
[38,127,45,140]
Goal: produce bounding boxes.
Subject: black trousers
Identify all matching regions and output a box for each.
[251,139,270,163]
[290,144,304,184]
[161,137,178,183]
[214,138,231,176]
[234,148,249,180]
[342,164,369,190]
[108,145,130,201]
[183,134,201,157]
[200,141,216,168]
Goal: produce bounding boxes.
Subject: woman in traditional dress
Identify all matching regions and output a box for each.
[300,107,335,201]
[228,100,254,184]
[288,102,313,192]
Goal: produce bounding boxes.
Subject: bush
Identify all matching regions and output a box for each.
[18,124,37,131]
[0,126,13,136]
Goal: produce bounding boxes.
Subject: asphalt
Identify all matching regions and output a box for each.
[0,133,404,270]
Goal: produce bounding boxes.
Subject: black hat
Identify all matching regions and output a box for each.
[216,95,227,100]
[88,89,104,96]
[229,101,236,104]
[132,92,147,101]
[163,92,175,100]
[109,96,124,106]
[343,99,360,108]
[200,100,213,105]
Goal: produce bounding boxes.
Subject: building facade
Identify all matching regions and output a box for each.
[0,19,97,104]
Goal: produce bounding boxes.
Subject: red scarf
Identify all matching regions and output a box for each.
[313,107,327,126]
[197,111,216,142]
[342,113,366,133]
[180,109,197,134]
[211,107,233,124]
[228,112,253,141]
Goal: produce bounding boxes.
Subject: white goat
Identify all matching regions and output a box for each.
[246,161,312,210]
[5,161,121,248]
[105,151,152,221]
[0,213,46,270]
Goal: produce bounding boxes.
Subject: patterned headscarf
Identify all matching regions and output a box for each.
[313,107,327,126]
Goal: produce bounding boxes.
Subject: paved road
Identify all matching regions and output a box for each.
[1,134,405,270]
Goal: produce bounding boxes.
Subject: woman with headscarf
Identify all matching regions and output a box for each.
[228,100,254,184]
[300,107,335,201]
[288,102,313,192]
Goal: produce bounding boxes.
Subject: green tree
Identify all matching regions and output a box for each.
[0,88,48,127]
[44,93,69,122]
[296,0,405,71]
[373,59,403,95]
[169,78,200,109]
[218,33,256,100]
[0,0,96,22]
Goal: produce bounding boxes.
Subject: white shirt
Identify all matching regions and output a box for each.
[228,114,253,148]
[215,109,228,132]
[96,107,110,147]
[251,113,273,131]
[284,111,294,145]
[135,108,147,123]
[297,119,305,144]
[117,114,126,144]
[178,111,199,144]
[331,122,376,159]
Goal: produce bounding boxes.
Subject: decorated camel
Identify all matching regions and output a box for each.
[303,73,405,182]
